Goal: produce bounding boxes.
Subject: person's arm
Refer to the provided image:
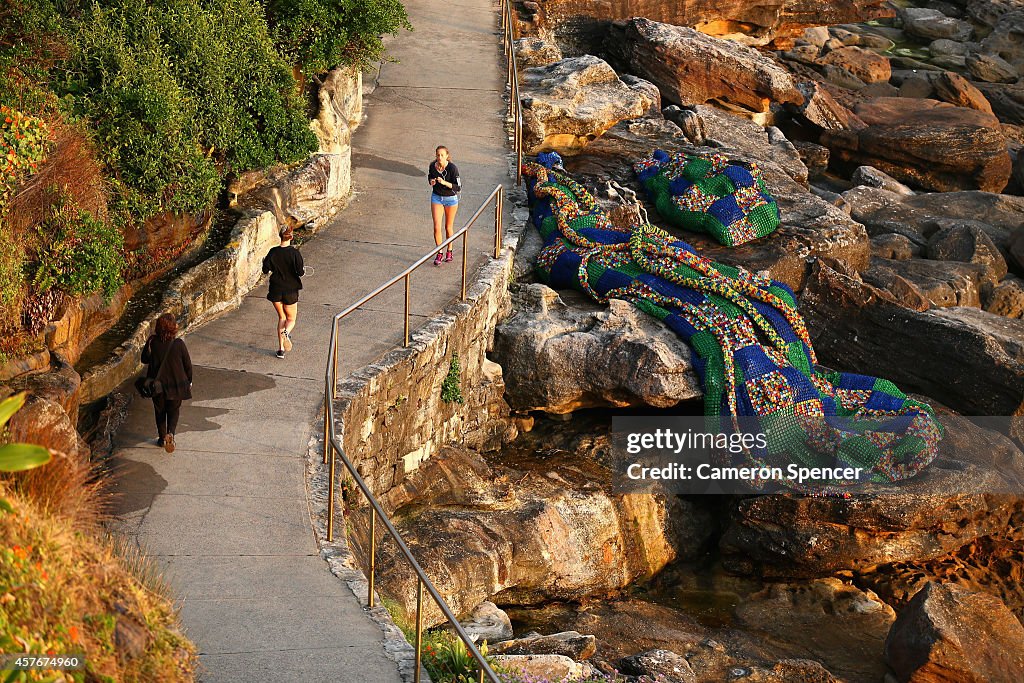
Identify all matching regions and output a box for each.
[428,163,437,188]
[294,249,304,280]
[262,249,273,274]
[450,163,461,193]
[141,336,153,364]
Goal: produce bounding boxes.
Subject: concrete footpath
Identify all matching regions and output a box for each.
[107,0,510,679]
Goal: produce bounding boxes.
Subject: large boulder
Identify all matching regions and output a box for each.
[868,257,988,308]
[884,583,1024,683]
[494,285,698,414]
[927,223,1008,283]
[800,260,1024,416]
[821,98,1012,193]
[966,52,1020,84]
[605,18,804,113]
[360,443,695,626]
[820,46,892,84]
[931,71,994,114]
[520,55,657,153]
[900,7,974,42]
[492,631,597,660]
[975,81,1024,124]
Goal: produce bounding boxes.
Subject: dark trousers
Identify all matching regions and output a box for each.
[153,396,183,437]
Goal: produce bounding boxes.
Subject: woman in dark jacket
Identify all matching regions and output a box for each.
[262,226,304,359]
[141,312,192,453]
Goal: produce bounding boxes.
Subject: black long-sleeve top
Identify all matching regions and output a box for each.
[427,162,462,197]
[262,245,304,294]
[142,336,193,401]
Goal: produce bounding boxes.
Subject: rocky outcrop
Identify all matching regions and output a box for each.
[884,583,1024,683]
[976,82,1024,125]
[821,98,1012,193]
[516,0,892,53]
[800,260,1024,415]
[492,631,597,660]
[494,285,698,414]
[520,55,657,153]
[605,19,804,113]
[357,440,700,627]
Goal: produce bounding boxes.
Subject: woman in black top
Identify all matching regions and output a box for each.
[428,145,462,266]
[141,312,192,453]
[262,226,304,359]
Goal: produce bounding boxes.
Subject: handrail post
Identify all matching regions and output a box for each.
[494,187,503,259]
[332,320,340,399]
[368,507,377,608]
[461,231,468,301]
[404,273,411,347]
[414,579,424,683]
[323,401,329,465]
[326,435,336,542]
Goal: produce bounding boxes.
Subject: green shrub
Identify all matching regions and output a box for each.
[31,195,124,300]
[59,0,317,225]
[441,353,465,405]
[265,0,412,74]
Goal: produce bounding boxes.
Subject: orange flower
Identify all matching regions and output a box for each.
[3,117,11,124]
[69,625,80,643]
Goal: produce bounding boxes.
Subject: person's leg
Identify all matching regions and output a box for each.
[431,202,445,253]
[283,303,298,336]
[153,395,167,441]
[165,399,182,436]
[443,203,458,260]
[273,301,287,351]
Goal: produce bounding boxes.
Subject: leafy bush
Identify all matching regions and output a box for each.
[441,352,465,404]
[60,0,317,225]
[31,195,124,300]
[265,0,412,74]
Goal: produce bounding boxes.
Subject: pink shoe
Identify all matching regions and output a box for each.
[433,252,444,266]
[444,250,454,262]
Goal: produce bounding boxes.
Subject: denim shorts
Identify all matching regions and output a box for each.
[431,193,459,207]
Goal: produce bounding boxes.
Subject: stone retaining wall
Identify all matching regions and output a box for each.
[333,212,526,502]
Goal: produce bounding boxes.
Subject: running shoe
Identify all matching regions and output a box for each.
[276,350,285,359]
[434,252,444,266]
[283,329,293,352]
[445,250,454,262]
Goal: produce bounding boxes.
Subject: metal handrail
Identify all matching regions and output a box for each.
[318,4,523,683]
[502,0,523,185]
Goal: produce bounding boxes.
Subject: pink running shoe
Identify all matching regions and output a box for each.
[444,250,454,262]
[433,252,444,266]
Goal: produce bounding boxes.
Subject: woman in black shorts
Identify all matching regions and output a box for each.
[262,226,304,359]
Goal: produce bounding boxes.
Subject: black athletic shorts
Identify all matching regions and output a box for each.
[267,289,299,305]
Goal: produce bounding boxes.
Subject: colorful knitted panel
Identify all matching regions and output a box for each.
[633,149,780,246]
[523,156,942,492]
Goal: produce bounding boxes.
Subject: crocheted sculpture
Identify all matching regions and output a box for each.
[634,149,780,246]
[523,155,941,492]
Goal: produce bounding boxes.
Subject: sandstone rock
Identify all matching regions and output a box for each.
[782,44,824,66]
[859,33,894,50]
[606,18,803,113]
[493,654,598,681]
[980,9,1024,75]
[931,54,968,71]
[495,285,698,413]
[885,583,1024,683]
[861,266,932,311]
[975,81,1024,124]
[801,260,1024,415]
[735,579,895,683]
[618,649,696,683]
[820,46,892,84]
[852,166,915,195]
[870,234,917,260]
[823,37,846,53]
[458,601,513,644]
[1011,228,1024,272]
[927,223,1008,283]
[984,275,1024,318]
[621,74,662,118]
[364,444,690,626]
[520,55,656,154]
[822,98,1011,193]
[928,38,969,57]
[820,63,867,90]
[870,257,988,308]
[829,27,859,46]
[901,7,973,42]
[793,140,830,175]
[790,81,863,131]
[931,71,994,114]
[861,81,900,98]
[899,75,936,99]
[515,37,562,68]
[492,631,597,660]
[519,0,893,54]
[803,26,830,48]
[663,106,707,145]
[966,52,1020,84]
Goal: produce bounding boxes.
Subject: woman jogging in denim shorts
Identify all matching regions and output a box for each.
[428,145,462,266]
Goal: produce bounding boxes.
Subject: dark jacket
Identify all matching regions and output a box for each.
[428,161,461,197]
[142,336,193,401]
[262,245,304,294]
